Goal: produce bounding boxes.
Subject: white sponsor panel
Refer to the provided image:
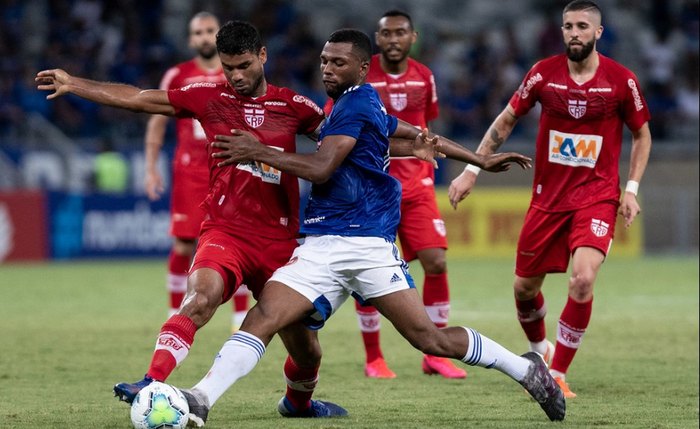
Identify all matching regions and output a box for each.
[548,130,602,168]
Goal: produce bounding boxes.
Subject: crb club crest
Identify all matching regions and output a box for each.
[590,218,609,237]
[389,93,407,111]
[244,107,265,128]
[568,99,587,119]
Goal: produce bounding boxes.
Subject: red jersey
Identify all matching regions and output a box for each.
[159,60,227,178]
[509,54,651,212]
[365,55,439,198]
[167,82,325,240]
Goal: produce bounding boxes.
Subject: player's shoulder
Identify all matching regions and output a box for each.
[407,57,434,76]
[270,85,324,116]
[598,54,637,78]
[531,54,566,72]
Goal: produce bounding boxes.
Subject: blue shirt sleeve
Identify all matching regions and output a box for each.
[386,114,398,136]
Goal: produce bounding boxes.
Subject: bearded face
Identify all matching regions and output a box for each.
[566,38,595,62]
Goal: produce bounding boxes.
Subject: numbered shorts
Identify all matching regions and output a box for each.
[269,235,416,330]
[515,201,618,277]
[169,167,209,239]
[397,187,448,261]
[191,226,299,302]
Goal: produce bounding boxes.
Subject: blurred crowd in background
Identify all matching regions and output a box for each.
[1,0,698,151]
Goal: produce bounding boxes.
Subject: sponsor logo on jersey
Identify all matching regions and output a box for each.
[568,99,587,119]
[244,108,265,128]
[264,100,287,106]
[627,79,645,111]
[589,87,612,93]
[547,82,567,90]
[236,146,283,184]
[304,216,325,225]
[205,243,225,251]
[517,72,542,99]
[292,94,324,116]
[389,93,407,111]
[548,130,602,168]
[180,81,217,91]
[590,218,609,237]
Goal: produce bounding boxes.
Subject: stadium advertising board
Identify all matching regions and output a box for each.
[0,191,48,262]
[436,189,642,258]
[46,192,171,258]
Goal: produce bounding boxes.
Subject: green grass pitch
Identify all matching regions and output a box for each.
[0,255,697,428]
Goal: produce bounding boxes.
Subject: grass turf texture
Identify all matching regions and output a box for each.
[0,255,697,428]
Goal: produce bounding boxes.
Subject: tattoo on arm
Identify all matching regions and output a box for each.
[486,128,505,152]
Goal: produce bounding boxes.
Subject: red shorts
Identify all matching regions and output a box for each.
[169,169,208,239]
[190,226,299,302]
[515,201,618,277]
[397,187,448,261]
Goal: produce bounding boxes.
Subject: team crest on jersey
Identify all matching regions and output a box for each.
[568,99,587,119]
[244,108,265,128]
[389,93,408,111]
[433,219,447,237]
[590,218,609,237]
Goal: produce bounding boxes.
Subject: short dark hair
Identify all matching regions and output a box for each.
[380,9,414,30]
[327,28,372,62]
[216,20,262,56]
[563,0,602,16]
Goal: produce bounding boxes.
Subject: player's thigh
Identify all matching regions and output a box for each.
[191,228,246,302]
[369,288,438,347]
[569,201,617,260]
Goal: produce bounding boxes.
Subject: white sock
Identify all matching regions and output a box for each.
[461,327,530,382]
[550,369,566,379]
[232,311,247,328]
[193,331,265,405]
[529,339,549,355]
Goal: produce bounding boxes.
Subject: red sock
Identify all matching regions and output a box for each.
[167,251,191,310]
[551,296,593,374]
[516,291,547,342]
[283,355,319,411]
[355,300,383,362]
[232,285,249,313]
[147,314,197,381]
[423,273,450,328]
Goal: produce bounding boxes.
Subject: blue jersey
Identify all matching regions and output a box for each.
[301,84,401,241]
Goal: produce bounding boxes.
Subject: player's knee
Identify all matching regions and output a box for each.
[569,272,595,300]
[423,257,446,274]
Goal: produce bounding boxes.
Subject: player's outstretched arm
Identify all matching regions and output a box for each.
[143,115,170,200]
[212,129,356,183]
[619,122,652,228]
[36,68,174,115]
[447,105,522,209]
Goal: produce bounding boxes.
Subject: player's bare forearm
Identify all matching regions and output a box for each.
[36,68,174,115]
[212,130,353,184]
[144,115,168,169]
[627,122,652,183]
[475,106,519,155]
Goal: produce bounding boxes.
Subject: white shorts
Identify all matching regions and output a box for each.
[269,235,415,329]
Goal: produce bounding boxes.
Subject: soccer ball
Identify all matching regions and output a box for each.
[130,382,189,429]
